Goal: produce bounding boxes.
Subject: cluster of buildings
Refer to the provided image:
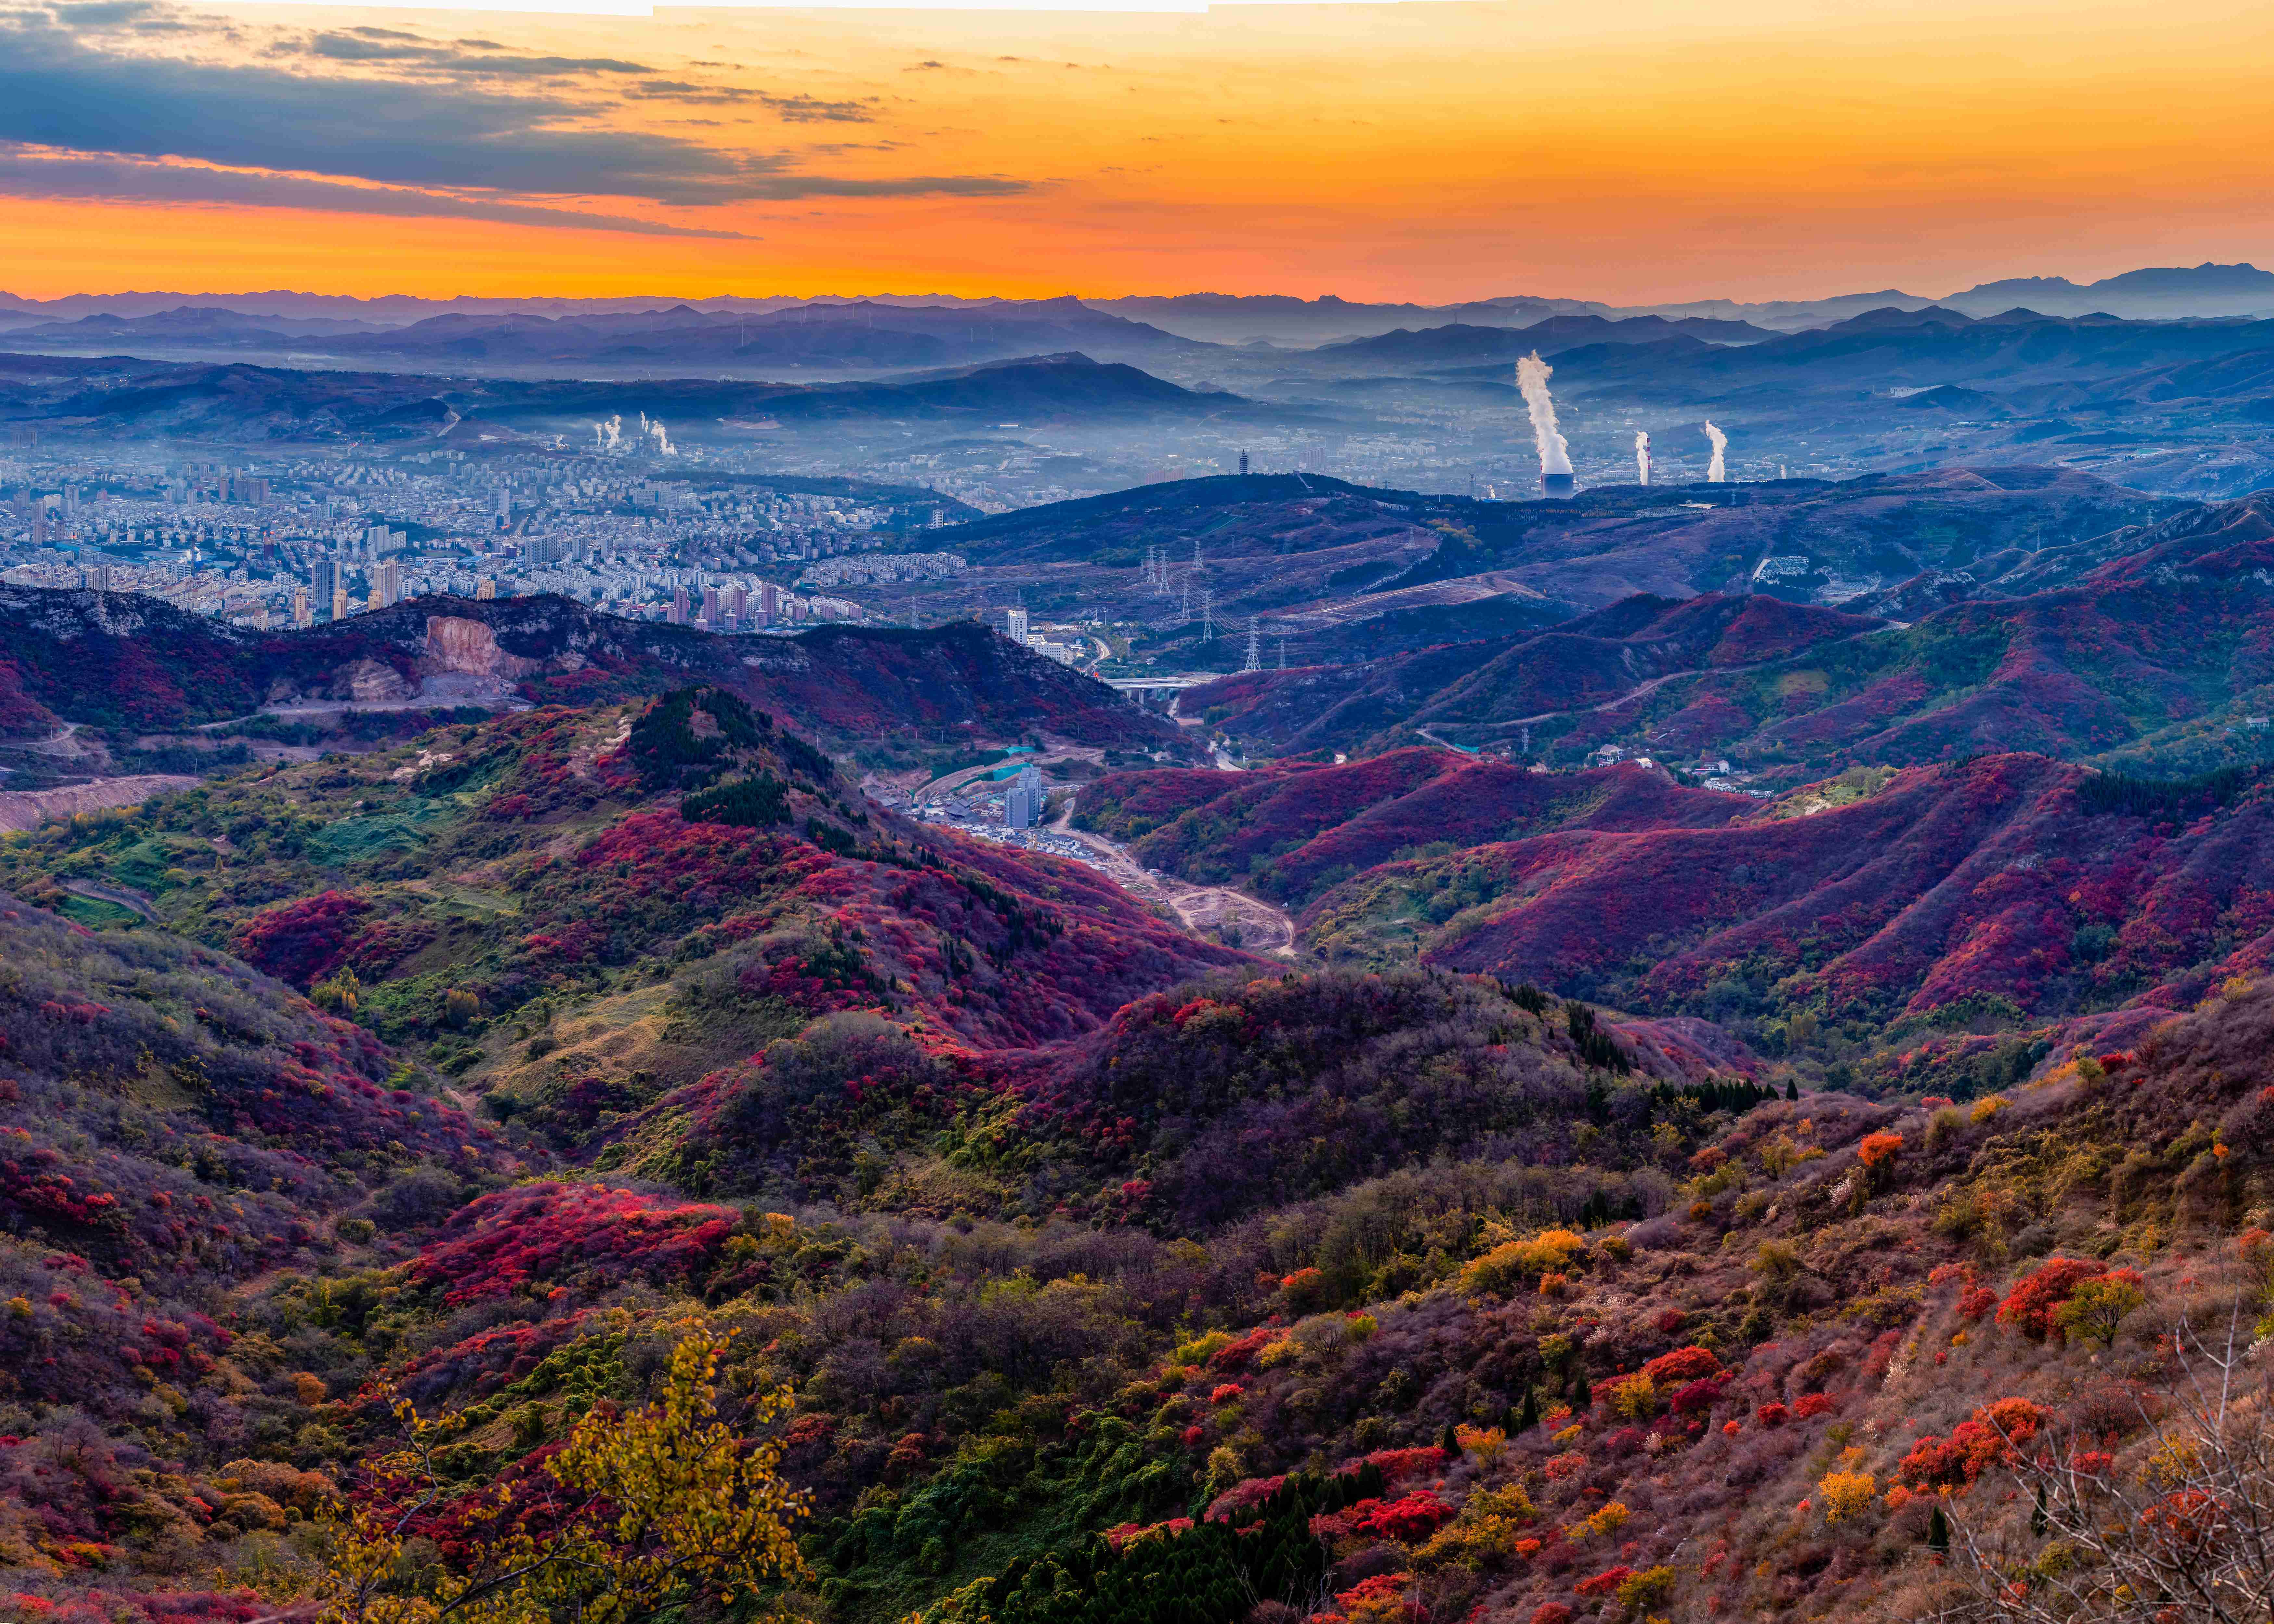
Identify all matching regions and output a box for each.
[1002,607,1090,666]
[0,447,961,634]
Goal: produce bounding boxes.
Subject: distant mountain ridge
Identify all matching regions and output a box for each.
[5,263,2269,352]
[0,351,1255,442]
[1943,261,2274,318]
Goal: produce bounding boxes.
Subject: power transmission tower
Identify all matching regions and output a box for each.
[1201,587,1214,643]
[1243,618,1261,672]
[1180,572,1192,623]
[1278,633,1288,669]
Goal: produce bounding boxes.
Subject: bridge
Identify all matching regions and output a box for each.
[1099,673,1221,694]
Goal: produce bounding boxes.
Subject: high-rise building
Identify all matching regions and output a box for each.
[730,584,748,624]
[1006,607,1029,645]
[475,577,497,601]
[292,584,312,628]
[758,583,779,626]
[373,559,401,610]
[702,585,721,627]
[331,584,351,621]
[1004,764,1045,830]
[670,586,689,625]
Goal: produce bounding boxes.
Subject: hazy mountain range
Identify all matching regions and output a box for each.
[4,261,2271,351]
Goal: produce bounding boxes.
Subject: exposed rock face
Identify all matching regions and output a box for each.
[0,774,199,832]
[421,615,543,683]
[328,659,415,703]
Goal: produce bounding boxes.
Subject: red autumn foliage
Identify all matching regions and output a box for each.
[1573,1567,1633,1598]
[1997,1257,2114,1342]
[1310,1493,1457,1544]
[1641,1345,1720,1385]
[409,1182,737,1306]
[1857,1131,1903,1167]
[1897,1399,2046,1493]
[230,891,370,988]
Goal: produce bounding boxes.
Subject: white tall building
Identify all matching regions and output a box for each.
[1004,764,1045,829]
[1006,607,1029,645]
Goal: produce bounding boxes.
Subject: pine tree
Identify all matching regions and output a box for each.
[1785,1079,1800,1102]
[1571,1367,1591,1408]
[1440,1421,1461,1455]
[1518,1388,1539,1431]
[1927,1503,1950,1555]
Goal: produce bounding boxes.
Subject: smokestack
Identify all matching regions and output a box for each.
[1516,352,1573,495]
[1703,421,1728,483]
[1635,431,1651,486]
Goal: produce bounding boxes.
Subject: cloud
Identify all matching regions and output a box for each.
[730,173,1024,197]
[300,30,657,77]
[0,144,759,235]
[760,93,876,122]
[621,83,876,121]
[0,6,1030,210]
[50,0,158,23]
[0,12,769,201]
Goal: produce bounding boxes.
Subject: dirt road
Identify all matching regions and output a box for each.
[1051,800,1297,957]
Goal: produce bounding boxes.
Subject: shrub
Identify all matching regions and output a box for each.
[1461,1228,1586,1296]
[1858,1131,1903,1168]
[1616,1565,1677,1611]
[1571,1501,1629,1542]
[1573,1565,1632,1597]
[1998,1257,2113,1342]
[2051,1269,2147,1348]
[1606,1375,1655,1420]
[1818,1450,1877,1522]
[1897,1399,2045,1493]
[1641,1346,1719,1385]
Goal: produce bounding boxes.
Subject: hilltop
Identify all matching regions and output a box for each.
[1168,493,2274,778]
[0,588,1179,755]
[897,468,2179,663]
[0,351,1253,444]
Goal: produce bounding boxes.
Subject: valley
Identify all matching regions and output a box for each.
[9,265,2274,1624]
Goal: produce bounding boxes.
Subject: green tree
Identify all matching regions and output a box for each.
[319,1329,809,1624]
[2052,1271,2147,1350]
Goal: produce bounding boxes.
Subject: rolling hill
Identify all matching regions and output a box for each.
[0,352,1252,443]
[1172,493,2274,778]
[0,588,1178,753]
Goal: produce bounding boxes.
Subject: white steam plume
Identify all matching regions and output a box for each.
[1634,431,1651,486]
[1516,352,1571,478]
[1703,421,1727,483]
[649,418,673,456]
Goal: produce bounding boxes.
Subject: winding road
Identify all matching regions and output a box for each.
[1050,797,1297,958]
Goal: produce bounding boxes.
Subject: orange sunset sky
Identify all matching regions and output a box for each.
[4,0,2272,303]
